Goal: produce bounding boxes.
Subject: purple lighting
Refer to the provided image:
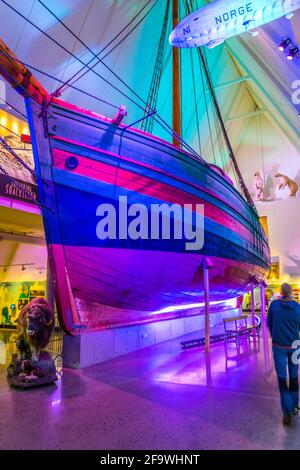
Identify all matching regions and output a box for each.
[152,298,237,315]
[278,38,291,52]
[287,47,299,61]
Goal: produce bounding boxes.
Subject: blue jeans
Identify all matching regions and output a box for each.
[272,345,299,417]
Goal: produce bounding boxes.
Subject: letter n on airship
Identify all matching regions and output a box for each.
[183,25,191,35]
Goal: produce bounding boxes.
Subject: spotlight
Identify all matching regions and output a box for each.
[287,47,299,61]
[285,13,294,20]
[21,264,26,271]
[3,266,7,272]
[278,38,291,52]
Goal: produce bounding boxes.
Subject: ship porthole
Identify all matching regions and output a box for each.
[66,156,79,170]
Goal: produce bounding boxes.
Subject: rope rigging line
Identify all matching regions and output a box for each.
[0,58,192,160]
[140,0,170,133]
[1,0,203,161]
[199,46,242,190]
[185,0,218,165]
[208,72,232,175]
[0,56,199,164]
[36,0,201,160]
[2,100,27,120]
[216,81,246,191]
[0,50,118,110]
[52,0,155,95]
[185,0,253,205]
[197,45,254,206]
[0,60,55,119]
[38,0,159,98]
[0,122,20,138]
[0,0,152,114]
[189,50,201,156]
[197,42,216,165]
[205,47,230,171]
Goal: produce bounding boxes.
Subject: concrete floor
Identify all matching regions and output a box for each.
[0,323,299,450]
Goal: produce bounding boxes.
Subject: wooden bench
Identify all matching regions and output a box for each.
[223,314,259,345]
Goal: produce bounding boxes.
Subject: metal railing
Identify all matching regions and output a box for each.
[47,311,63,368]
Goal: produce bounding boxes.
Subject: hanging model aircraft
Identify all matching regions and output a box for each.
[169,0,300,49]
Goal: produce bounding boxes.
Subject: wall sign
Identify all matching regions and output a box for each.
[0,174,38,204]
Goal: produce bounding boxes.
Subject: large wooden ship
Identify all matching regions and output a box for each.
[0,8,270,334]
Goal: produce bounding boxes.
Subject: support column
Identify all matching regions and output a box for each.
[202,258,213,354]
[260,282,267,325]
[250,288,255,329]
[45,259,55,313]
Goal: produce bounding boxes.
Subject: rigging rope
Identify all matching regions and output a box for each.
[198,47,216,164]
[197,46,254,206]
[2,0,201,160]
[0,122,20,138]
[140,0,170,133]
[52,0,155,95]
[0,0,151,113]
[189,50,201,156]
[185,0,216,164]
[36,0,201,159]
[0,60,55,119]
[218,81,245,191]
[205,47,230,171]
[0,50,118,110]
[38,0,159,98]
[0,47,200,160]
[209,79,231,174]
[185,0,254,205]
[2,100,27,120]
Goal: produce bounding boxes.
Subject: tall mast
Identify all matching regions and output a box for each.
[172,0,181,148]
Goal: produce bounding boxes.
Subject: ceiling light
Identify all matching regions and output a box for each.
[278,38,291,51]
[287,47,299,60]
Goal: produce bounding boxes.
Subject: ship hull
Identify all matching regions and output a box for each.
[25,98,270,334]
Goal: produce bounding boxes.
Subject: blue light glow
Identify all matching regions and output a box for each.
[152,298,237,315]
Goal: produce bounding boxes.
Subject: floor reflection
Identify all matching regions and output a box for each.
[151,326,274,393]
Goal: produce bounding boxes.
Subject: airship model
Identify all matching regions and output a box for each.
[169,0,300,49]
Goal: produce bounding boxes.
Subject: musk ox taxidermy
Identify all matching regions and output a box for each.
[17,298,54,362]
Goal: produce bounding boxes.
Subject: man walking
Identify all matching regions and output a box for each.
[267,283,300,425]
